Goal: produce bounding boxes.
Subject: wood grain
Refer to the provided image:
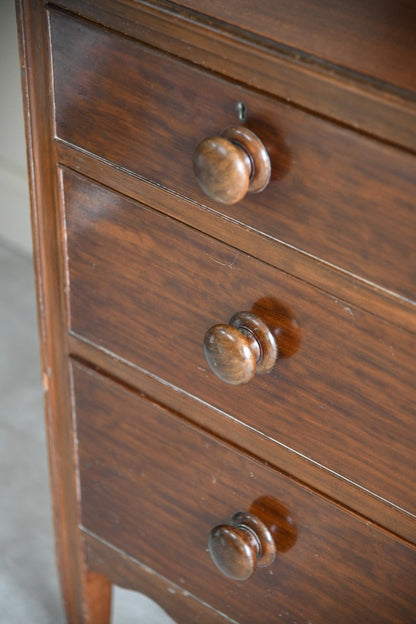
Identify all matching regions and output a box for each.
[173,0,416,95]
[50,9,416,301]
[69,332,416,544]
[83,531,233,624]
[50,0,416,153]
[73,361,416,624]
[56,141,416,335]
[19,1,416,621]
[61,169,416,520]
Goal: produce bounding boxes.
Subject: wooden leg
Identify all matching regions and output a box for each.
[56,539,112,624]
[83,570,112,624]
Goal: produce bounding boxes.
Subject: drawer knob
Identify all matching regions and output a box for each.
[208,511,276,581]
[193,126,271,204]
[204,311,278,385]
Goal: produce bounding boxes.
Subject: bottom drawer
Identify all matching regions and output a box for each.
[72,361,416,623]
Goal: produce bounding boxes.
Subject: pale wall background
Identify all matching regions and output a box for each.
[0,0,32,254]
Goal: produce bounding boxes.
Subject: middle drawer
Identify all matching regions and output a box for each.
[61,168,415,519]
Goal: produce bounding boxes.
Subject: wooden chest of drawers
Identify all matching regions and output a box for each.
[17,1,416,622]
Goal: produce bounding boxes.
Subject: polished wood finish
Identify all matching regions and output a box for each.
[49,9,416,301]
[18,0,416,622]
[174,0,416,96]
[221,127,271,194]
[208,511,277,580]
[193,126,271,204]
[72,361,416,623]
[194,135,251,204]
[204,324,258,385]
[51,0,416,153]
[61,169,416,522]
[204,311,278,385]
[56,141,416,335]
[68,332,415,544]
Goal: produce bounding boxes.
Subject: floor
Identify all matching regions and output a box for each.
[0,241,175,623]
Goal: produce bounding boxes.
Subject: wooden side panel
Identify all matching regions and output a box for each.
[61,169,416,518]
[74,361,416,624]
[16,1,112,621]
[50,9,416,301]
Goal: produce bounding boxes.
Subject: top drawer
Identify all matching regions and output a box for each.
[49,10,416,302]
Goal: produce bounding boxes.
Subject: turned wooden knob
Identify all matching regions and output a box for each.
[193,126,271,204]
[208,511,276,581]
[204,311,278,385]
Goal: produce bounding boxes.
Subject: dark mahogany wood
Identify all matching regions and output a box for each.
[51,0,416,153]
[173,0,416,95]
[73,361,416,624]
[68,333,415,543]
[57,141,416,336]
[61,169,416,523]
[83,532,235,624]
[49,9,416,301]
[18,0,416,622]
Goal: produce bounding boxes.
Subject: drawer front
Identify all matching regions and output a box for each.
[50,9,416,300]
[73,361,416,624]
[62,169,416,516]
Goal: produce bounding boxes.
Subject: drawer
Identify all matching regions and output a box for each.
[72,361,416,624]
[50,9,416,301]
[61,169,416,518]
